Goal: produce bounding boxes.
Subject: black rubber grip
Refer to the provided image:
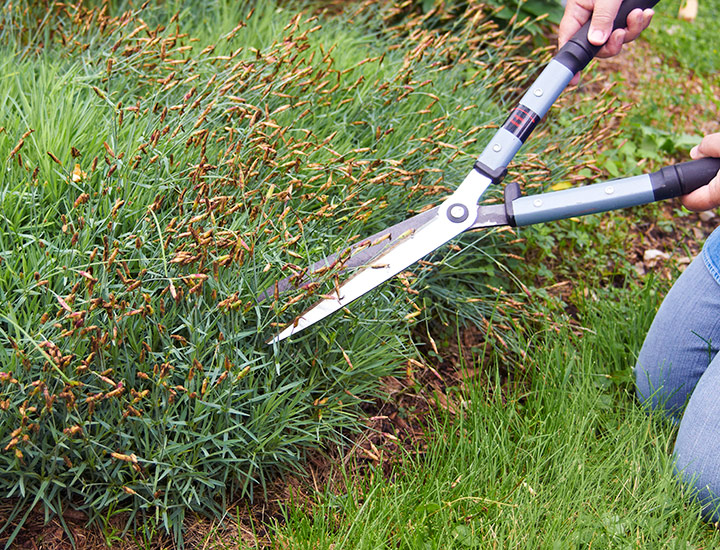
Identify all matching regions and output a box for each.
[474,161,508,184]
[503,181,522,227]
[650,158,720,201]
[555,0,660,74]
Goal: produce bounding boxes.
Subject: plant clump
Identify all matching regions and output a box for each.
[0,0,621,542]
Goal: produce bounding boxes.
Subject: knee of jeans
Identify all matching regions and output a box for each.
[674,444,720,522]
[634,360,687,420]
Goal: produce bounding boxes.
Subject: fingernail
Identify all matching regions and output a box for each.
[589,29,607,44]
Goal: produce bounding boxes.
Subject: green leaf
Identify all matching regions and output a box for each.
[452,524,481,547]
[422,0,436,13]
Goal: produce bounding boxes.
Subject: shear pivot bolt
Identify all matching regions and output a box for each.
[605,186,615,195]
[448,204,469,223]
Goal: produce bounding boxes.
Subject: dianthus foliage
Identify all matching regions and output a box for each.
[0,0,610,542]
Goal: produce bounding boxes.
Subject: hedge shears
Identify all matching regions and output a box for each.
[265,0,720,343]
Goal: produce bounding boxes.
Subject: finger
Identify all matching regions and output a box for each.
[681,171,720,212]
[558,0,593,48]
[623,8,654,42]
[624,8,644,41]
[588,0,623,45]
[597,28,626,57]
[641,9,655,34]
[695,134,720,158]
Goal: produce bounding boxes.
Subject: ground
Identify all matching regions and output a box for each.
[4,26,720,550]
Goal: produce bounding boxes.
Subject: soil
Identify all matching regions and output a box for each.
[584,40,720,278]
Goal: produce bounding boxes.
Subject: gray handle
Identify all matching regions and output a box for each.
[512,175,653,226]
[474,0,660,185]
[512,158,720,226]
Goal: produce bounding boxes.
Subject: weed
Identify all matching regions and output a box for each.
[645,0,720,75]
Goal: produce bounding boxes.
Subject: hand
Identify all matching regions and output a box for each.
[558,0,654,84]
[682,134,720,212]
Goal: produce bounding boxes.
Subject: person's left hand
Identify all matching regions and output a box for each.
[682,133,720,212]
[558,0,654,58]
[558,0,653,85]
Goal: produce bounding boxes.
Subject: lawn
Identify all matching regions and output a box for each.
[0,0,718,548]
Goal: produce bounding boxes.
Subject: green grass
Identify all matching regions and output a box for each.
[595,0,720,178]
[262,2,720,549]
[1,0,716,546]
[0,0,596,545]
[646,0,720,75]
[273,283,720,548]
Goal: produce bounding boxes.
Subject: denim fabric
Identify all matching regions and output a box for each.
[674,351,720,520]
[702,226,720,286]
[635,254,720,520]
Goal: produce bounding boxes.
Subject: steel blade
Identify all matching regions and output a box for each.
[257,207,439,302]
[470,204,508,229]
[269,170,492,343]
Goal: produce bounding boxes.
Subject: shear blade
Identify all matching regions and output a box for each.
[257,207,439,302]
[268,171,494,343]
[259,202,509,307]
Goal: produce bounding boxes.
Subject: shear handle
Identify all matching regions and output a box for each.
[474,0,660,186]
[506,158,720,227]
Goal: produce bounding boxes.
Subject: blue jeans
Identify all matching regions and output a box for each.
[636,256,720,520]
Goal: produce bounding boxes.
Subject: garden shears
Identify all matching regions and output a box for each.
[265,0,720,343]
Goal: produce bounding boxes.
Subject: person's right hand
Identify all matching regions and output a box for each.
[681,134,720,212]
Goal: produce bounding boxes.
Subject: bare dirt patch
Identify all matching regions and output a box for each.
[589,39,720,277]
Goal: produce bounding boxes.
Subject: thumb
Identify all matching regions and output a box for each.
[588,0,623,44]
